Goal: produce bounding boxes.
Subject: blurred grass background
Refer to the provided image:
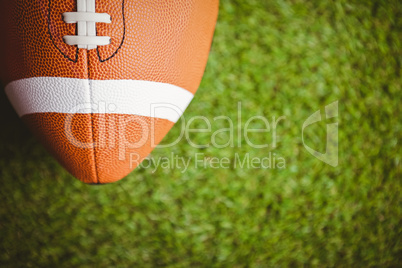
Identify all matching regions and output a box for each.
[0,0,400,267]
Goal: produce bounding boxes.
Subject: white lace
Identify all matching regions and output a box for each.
[63,0,111,49]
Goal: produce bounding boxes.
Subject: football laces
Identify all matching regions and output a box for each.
[63,0,111,49]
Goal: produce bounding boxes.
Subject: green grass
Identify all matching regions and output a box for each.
[0,0,401,267]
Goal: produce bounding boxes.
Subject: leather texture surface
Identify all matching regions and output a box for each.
[6,77,194,123]
[0,0,219,184]
[22,113,174,184]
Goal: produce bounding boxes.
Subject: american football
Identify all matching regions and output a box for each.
[0,0,219,184]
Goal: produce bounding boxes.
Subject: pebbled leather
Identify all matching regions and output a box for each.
[0,0,219,184]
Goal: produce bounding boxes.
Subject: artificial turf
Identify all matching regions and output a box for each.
[0,0,400,267]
